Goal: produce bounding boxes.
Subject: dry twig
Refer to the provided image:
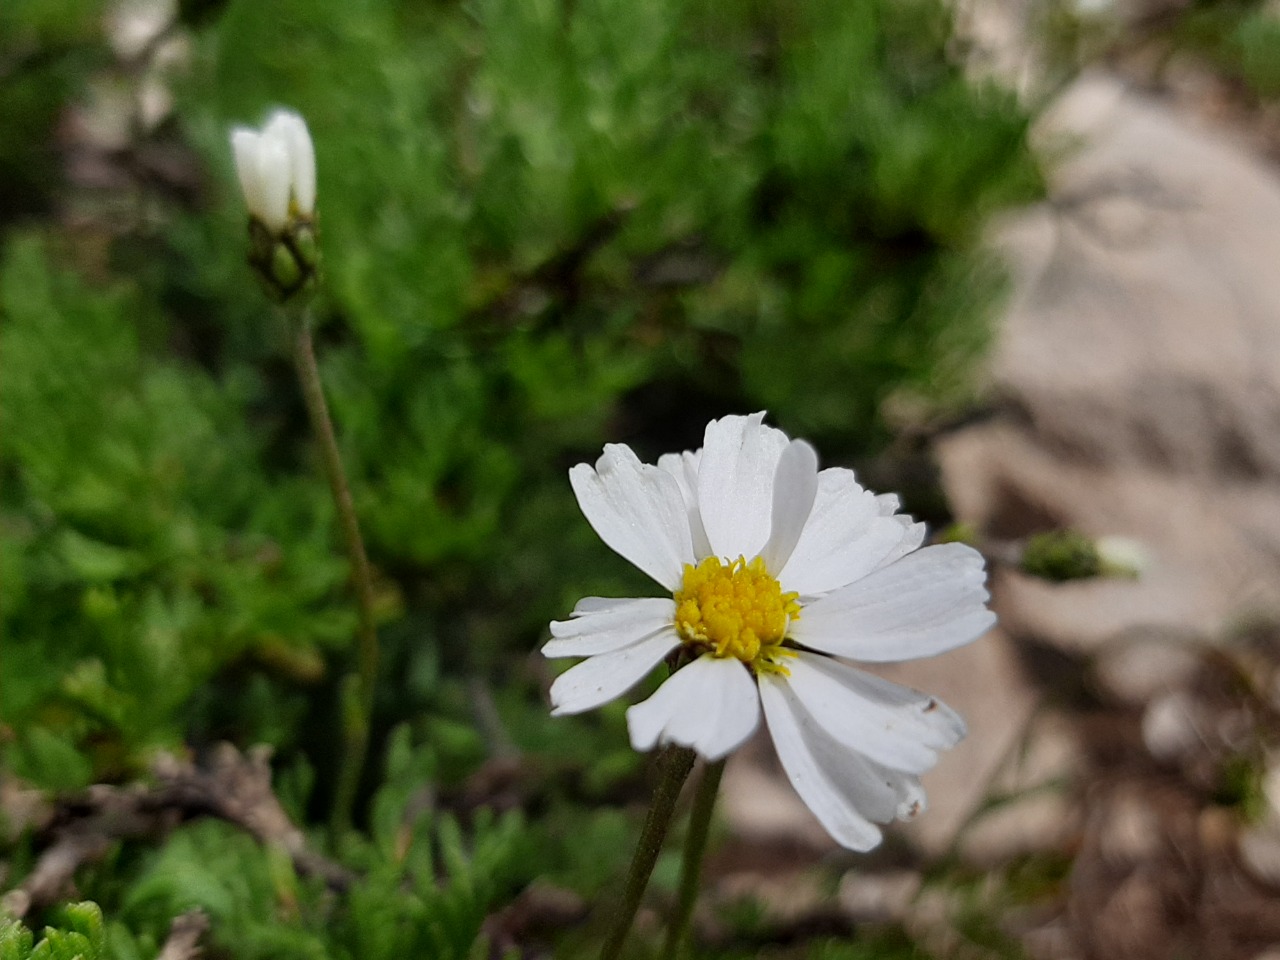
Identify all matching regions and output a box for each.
[155,910,209,960]
[0,743,352,919]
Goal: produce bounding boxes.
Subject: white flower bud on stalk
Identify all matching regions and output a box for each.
[230,108,318,301]
[231,109,315,231]
[1096,535,1149,579]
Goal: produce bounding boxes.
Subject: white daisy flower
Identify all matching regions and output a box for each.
[544,412,995,851]
[230,109,316,234]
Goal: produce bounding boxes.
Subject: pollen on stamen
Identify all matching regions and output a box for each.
[673,555,801,671]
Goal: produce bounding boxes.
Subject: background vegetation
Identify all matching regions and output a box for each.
[1,0,1049,955]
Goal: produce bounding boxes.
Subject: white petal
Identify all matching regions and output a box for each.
[792,543,995,661]
[253,137,292,232]
[870,493,926,569]
[764,674,929,837]
[549,630,681,716]
[567,596,637,616]
[570,444,696,591]
[696,413,790,561]
[783,652,965,773]
[267,109,315,215]
[759,440,819,575]
[545,597,675,658]
[779,468,911,596]
[876,518,926,570]
[819,737,926,824]
[550,597,675,636]
[657,450,711,558]
[626,655,760,761]
[759,674,884,851]
[875,493,901,516]
[544,625,669,659]
[892,776,927,820]
[230,127,265,216]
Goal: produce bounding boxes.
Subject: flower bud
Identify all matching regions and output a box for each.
[1019,530,1100,582]
[1096,535,1149,579]
[230,108,318,301]
[1019,530,1148,582]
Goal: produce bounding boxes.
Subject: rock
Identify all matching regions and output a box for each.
[726,67,1280,872]
[1092,872,1169,957]
[1020,918,1085,960]
[837,869,922,923]
[1093,629,1204,705]
[718,739,832,851]
[883,627,1039,858]
[713,869,829,923]
[1141,690,1204,763]
[107,0,175,61]
[1197,806,1237,856]
[960,790,1080,866]
[1238,820,1280,889]
[1096,786,1165,864]
[1067,778,1208,960]
[939,71,1280,653]
[956,711,1085,865]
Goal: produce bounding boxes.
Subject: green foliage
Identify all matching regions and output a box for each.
[1235,11,1280,99]
[120,822,327,958]
[807,934,936,960]
[1214,753,1267,820]
[1038,0,1280,107]
[0,903,105,960]
[1019,530,1101,583]
[1138,0,1280,103]
[1,0,1042,953]
[186,0,1040,447]
[162,0,1042,677]
[0,0,105,224]
[338,808,526,960]
[1,235,354,785]
[108,729,526,960]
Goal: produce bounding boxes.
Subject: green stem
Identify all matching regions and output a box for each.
[288,309,380,837]
[599,746,697,960]
[663,758,725,960]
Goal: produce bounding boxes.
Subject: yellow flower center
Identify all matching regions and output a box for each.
[673,556,801,673]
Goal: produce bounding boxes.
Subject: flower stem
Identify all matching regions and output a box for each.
[662,757,725,960]
[287,307,379,837]
[599,745,697,960]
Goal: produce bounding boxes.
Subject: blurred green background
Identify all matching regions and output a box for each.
[0,0,1057,955]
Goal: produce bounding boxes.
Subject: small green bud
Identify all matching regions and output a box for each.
[271,240,302,291]
[244,217,319,303]
[1020,530,1100,582]
[292,221,318,271]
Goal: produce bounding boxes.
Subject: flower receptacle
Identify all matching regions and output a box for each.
[232,108,319,302]
[247,216,319,303]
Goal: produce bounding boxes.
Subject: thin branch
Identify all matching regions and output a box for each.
[288,309,380,838]
[155,910,209,960]
[0,744,353,919]
[599,746,697,960]
[664,758,725,959]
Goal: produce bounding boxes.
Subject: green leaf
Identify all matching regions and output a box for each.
[0,904,105,960]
